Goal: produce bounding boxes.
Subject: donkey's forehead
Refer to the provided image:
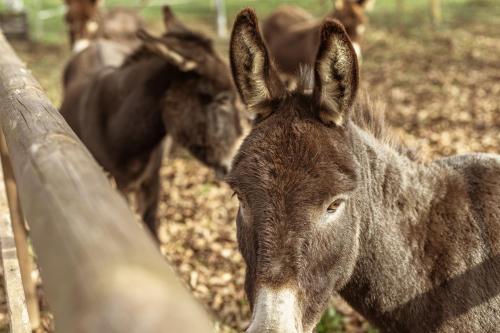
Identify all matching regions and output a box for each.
[229,112,358,198]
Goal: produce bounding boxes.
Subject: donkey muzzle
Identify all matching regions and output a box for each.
[246,287,304,333]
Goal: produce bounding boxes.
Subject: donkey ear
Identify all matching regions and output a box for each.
[162,5,181,31]
[162,6,191,35]
[163,5,175,21]
[313,19,359,127]
[137,29,197,71]
[230,9,284,116]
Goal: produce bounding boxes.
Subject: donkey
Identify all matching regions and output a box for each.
[61,6,185,90]
[262,0,374,76]
[65,0,143,52]
[60,7,244,236]
[61,38,132,92]
[229,9,500,333]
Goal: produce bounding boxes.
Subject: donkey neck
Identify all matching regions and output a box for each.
[104,56,194,160]
[339,123,449,330]
[348,123,441,256]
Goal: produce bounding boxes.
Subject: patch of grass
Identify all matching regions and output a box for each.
[369,0,498,33]
[316,306,380,333]
[11,0,498,44]
[14,0,328,44]
[199,183,214,195]
[316,307,345,333]
[366,327,380,333]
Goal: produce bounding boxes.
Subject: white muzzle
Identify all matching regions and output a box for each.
[246,287,303,333]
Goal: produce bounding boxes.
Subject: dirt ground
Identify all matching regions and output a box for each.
[1,2,499,332]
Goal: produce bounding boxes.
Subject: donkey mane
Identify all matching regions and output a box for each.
[297,67,417,160]
[122,30,214,66]
[351,93,417,159]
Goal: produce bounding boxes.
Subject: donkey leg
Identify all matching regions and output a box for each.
[141,178,160,238]
[137,148,163,239]
[163,134,174,159]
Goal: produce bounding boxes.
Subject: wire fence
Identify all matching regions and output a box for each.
[1,0,229,40]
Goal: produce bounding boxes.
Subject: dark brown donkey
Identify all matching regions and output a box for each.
[60,8,244,235]
[229,9,500,333]
[262,0,373,76]
[65,0,143,51]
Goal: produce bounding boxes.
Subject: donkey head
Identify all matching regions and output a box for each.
[65,0,100,48]
[228,9,360,333]
[100,8,143,44]
[138,6,244,176]
[332,0,373,60]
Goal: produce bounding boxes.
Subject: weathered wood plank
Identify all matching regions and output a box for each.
[0,130,41,330]
[0,150,31,333]
[0,32,213,332]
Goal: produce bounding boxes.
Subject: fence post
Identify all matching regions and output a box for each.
[0,31,213,333]
[215,0,227,38]
[0,131,41,330]
[429,0,442,25]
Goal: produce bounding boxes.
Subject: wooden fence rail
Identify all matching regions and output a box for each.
[0,31,213,332]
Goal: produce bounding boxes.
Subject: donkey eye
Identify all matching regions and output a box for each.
[327,199,344,214]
